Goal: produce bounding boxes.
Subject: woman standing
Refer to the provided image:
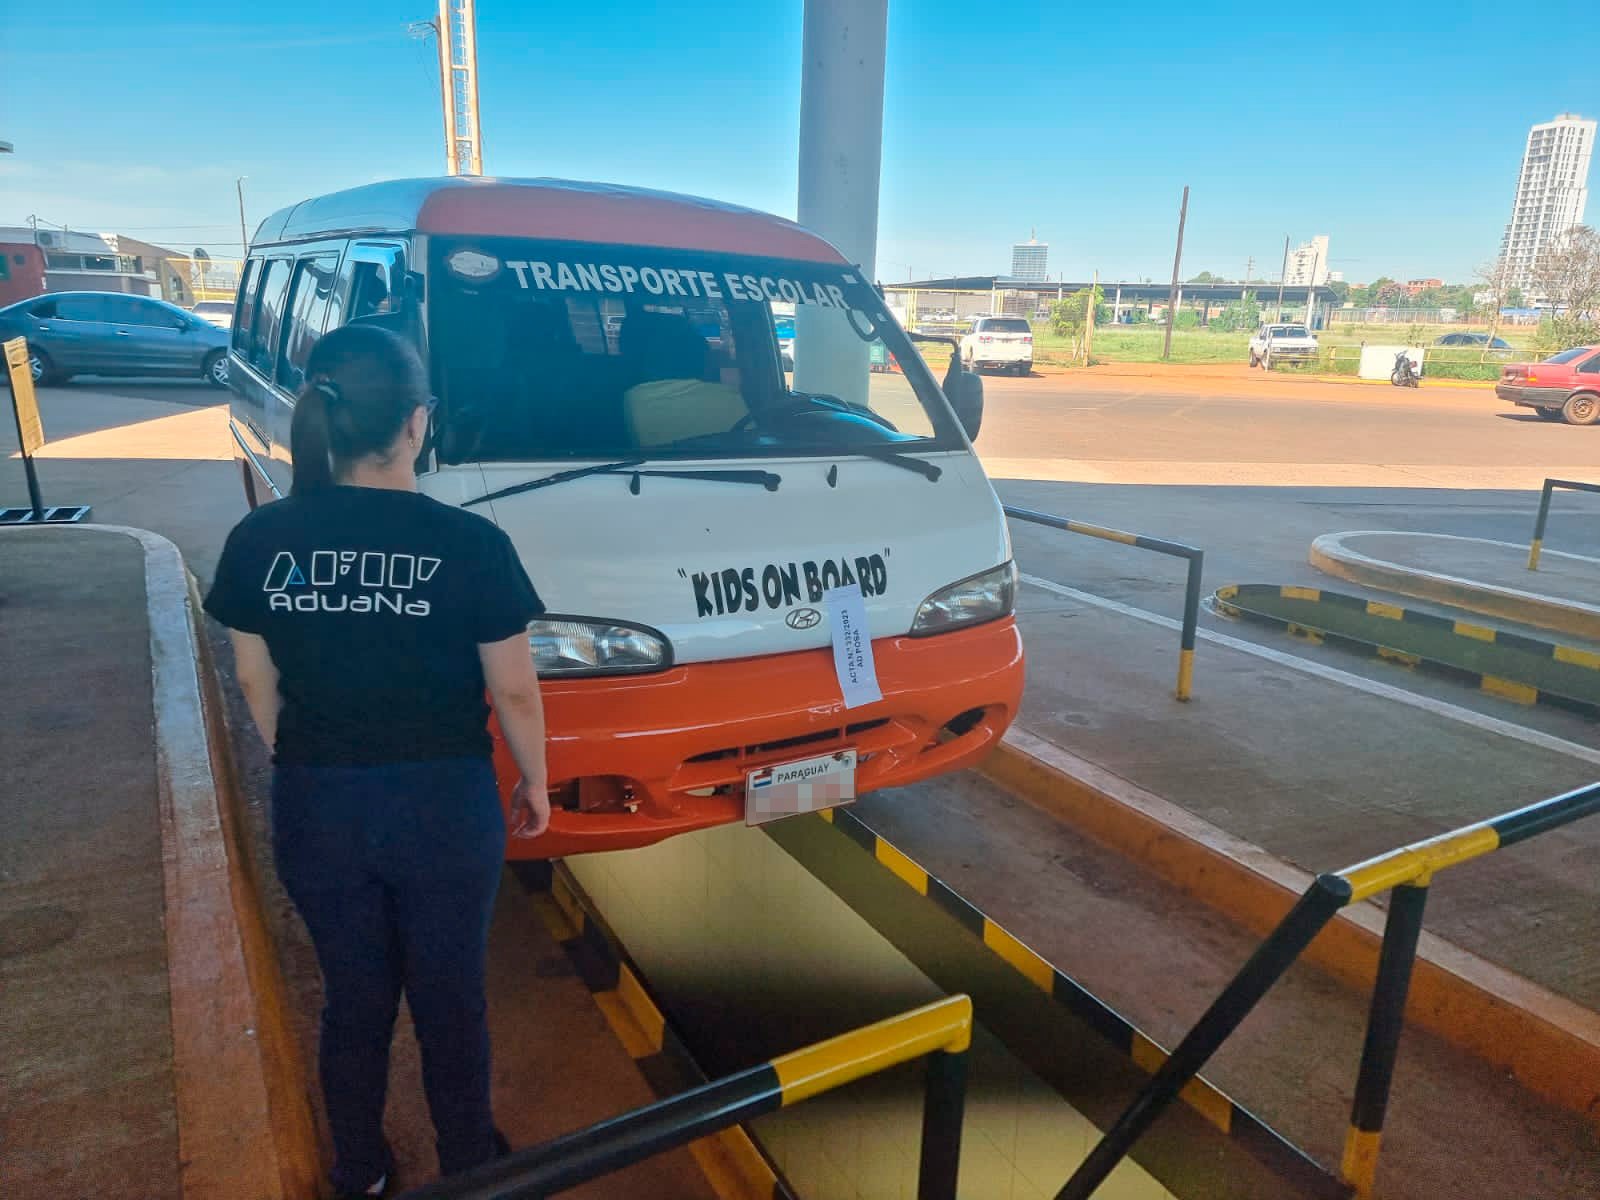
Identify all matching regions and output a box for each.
[205,324,549,1197]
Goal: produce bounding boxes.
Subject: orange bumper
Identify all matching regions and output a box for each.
[492,617,1024,858]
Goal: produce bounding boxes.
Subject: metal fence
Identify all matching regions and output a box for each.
[160,256,243,306]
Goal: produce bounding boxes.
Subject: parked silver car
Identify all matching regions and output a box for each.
[0,291,232,387]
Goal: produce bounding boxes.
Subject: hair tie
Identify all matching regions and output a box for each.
[311,377,341,404]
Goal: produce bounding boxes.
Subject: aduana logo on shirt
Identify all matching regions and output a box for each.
[263,550,440,616]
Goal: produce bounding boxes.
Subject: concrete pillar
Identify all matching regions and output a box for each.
[794,0,887,408]
[1114,284,1122,323]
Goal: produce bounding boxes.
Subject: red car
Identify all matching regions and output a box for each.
[1496,345,1600,425]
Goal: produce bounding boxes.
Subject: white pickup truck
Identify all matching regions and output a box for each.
[961,316,1034,375]
[1248,323,1318,368]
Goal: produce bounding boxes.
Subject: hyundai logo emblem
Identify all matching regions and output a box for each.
[786,607,823,630]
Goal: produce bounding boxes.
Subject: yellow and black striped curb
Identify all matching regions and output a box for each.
[815,806,1344,1200]
[1215,583,1600,718]
[512,863,799,1200]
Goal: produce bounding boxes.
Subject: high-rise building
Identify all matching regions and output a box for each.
[1010,231,1048,281]
[1498,113,1595,294]
[1283,235,1330,286]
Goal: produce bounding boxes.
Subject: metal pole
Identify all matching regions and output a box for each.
[1276,235,1289,321]
[236,178,249,256]
[22,453,44,520]
[1528,478,1554,569]
[1057,874,1351,1200]
[1176,551,1202,701]
[1340,883,1429,1199]
[796,0,887,411]
[1162,187,1188,361]
[1305,247,1320,329]
[917,1049,968,1200]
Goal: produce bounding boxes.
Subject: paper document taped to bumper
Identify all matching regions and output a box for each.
[825,585,882,709]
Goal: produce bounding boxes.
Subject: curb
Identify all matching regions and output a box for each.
[977,728,1600,1132]
[46,526,321,1199]
[1310,531,1600,644]
[516,862,797,1200]
[1304,375,1495,390]
[1214,583,1600,718]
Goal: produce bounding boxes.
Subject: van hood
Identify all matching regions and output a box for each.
[423,452,1010,663]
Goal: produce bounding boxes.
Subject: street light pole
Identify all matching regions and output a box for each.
[236,177,250,257]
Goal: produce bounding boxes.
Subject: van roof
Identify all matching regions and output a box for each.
[253,177,850,265]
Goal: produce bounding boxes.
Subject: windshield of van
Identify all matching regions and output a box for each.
[428,239,958,464]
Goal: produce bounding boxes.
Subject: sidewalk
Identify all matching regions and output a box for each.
[1312,530,1600,642]
[0,529,180,1199]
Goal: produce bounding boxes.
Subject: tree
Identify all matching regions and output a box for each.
[1532,226,1600,350]
[1327,280,1350,304]
[1375,282,1408,307]
[1186,270,1224,284]
[1209,291,1262,332]
[1474,259,1516,341]
[1049,286,1105,360]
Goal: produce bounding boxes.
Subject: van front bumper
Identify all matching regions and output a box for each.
[493,617,1025,858]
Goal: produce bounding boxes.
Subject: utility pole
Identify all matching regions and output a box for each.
[1083,269,1098,363]
[1162,186,1189,361]
[1275,235,1289,321]
[1304,246,1320,328]
[236,177,249,256]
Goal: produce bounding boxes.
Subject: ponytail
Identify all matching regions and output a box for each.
[287,324,431,497]
[290,381,337,495]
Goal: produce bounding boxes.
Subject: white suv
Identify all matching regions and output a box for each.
[961,317,1034,375]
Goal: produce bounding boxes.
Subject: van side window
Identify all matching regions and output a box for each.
[250,259,292,375]
[277,254,341,391]
[350,260,397,320]
[232,259,261,353]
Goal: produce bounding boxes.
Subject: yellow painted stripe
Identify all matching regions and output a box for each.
[1285,622,1324,644]
[1130,1034,1233,1132]
[771,995,973,1105]
[1131,1031,1165,1075]
[1340,1127,1383,1199]
[982,921,1056,993]
[530,892,580,943]
[1454,620,1498,643]
[1554,643,1600,671]
[874,838,929,895]
[552,873,585,936]
[818,807,835,824]
[1069,521,1138,546]
[593,990,660,1060]
[1215,585,1239,600]
[1340,826,1499,902]
[1281,585,1321,601]
[1527,538,1543,570]
[616,963,666,1054]
[687,1129,779,1200]
[1175,647,1195,701]
[1482,675,1538,705]
[1376,646,1420,667]
[1366,600,1405,620]
[1215,600,1241,618]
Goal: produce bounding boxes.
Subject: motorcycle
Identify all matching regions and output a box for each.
[1391,350,1420,388]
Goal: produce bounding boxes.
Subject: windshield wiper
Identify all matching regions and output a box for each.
[463,459,647,507]
[462,459,780,507]
[834,444,942,482]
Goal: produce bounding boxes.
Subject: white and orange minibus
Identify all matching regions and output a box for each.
[228,177,1024,857]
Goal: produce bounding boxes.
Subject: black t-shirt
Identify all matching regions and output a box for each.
[204,486,543,767]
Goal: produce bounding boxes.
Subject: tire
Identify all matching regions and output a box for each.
[1561,392,1600,426]
[27,345,60,386]
[1249,352,1260,368]
[1535,407,1565,421]
[203,351,229,388]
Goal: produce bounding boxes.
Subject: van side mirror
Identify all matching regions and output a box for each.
[949,370,984,441]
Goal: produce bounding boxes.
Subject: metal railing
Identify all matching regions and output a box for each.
[1004,506,1205,700]
[397,994,973,1200]
[1526,477,1600,570]
[1055,781,1600,1200]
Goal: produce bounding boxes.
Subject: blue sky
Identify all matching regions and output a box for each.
[2,0,1595,284]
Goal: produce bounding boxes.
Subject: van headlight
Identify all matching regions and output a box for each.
[911,563,1016,635]
[529,618,671,676]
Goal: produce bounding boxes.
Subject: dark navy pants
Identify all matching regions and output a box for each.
[272,758,506,1192]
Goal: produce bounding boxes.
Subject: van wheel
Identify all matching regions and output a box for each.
[1562,392,1599,426]
[204,351,229,388]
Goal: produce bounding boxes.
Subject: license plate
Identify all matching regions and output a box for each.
[745,749,856,826]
